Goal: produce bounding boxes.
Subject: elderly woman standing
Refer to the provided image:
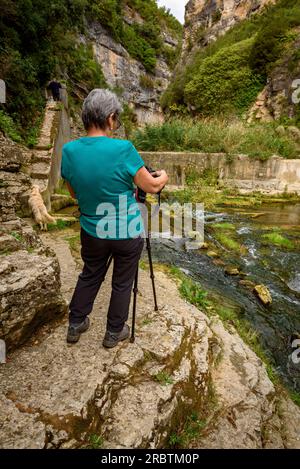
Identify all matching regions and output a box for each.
[61,89,168,348]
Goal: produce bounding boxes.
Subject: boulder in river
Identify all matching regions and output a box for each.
[225,266,240,276]
[213,258,226,266]
[207,250,219,258]
[239,279,256,289]
[187,230,203,241]
[254,284,272,305]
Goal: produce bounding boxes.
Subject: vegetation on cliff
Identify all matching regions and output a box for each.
[0,0,181,144]
[162,0,300,120]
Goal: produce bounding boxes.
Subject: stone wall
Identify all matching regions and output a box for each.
[0,133,67,351]
[141,151,300,194]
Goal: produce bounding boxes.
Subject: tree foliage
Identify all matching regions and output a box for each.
[0,0,182,139]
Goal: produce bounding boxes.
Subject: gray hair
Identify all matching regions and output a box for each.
[82,88,123,130]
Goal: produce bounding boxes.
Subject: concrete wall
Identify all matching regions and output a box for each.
[47,105,70,201]
[140,151,300,194]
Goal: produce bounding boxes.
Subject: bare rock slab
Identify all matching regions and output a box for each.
[0,248,66,350]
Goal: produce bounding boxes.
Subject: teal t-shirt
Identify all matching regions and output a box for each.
[61,136,145,239]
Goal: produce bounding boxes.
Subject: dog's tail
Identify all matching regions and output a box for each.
[40,205,56,224]
[30,204,43,225]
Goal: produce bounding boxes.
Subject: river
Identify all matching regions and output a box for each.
[148,202,300,393]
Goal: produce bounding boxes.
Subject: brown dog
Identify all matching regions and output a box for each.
[28,184,56,230]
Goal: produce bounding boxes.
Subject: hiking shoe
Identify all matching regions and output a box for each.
[102,323,130,349]
[67,317,90,344]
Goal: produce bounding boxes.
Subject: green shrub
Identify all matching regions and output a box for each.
[0,110,22,142]
[132,117,299,159]
[126,0,182,35]
[184,38,264,116]
[162,0,300,117]
[162,43,181,70]
[90,1,181,73]
[212,9,221,24]
[133,120,185,151]
[249,1,300,77]
[120,102,138,138]
[121,24,157,72]
[139,74,155,90]
[180,279,211,308]
[89,0,123,41]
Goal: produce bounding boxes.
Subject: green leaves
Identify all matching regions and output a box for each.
[131,117,299,160]
[184,38,263,116]
[179,279,211,309]
[162,0,300,117]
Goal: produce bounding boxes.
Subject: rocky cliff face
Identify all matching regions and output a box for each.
[86,7,179,126]
[182,0,274,56]
[247,32,300,122]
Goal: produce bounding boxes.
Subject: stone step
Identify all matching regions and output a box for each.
[31,150,52,164]
[34,145,53,152]
[29,179,48,194]
[30,162,51,179]
[51,215,78,226]
[50,194,77,212]
[0,234,22,254]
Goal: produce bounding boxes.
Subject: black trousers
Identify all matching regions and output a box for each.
[69,227,144,332]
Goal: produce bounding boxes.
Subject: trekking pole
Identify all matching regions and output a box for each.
[130,267,139,343]
[105,255,113,275]
[146,232,159,312]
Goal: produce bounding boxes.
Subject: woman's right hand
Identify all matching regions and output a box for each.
[134,167,169,194]
[153,170,168,188]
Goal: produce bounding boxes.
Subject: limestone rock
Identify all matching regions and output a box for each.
[0,232,299,449]
[0,134,32,221]
[207,250,218,258]
[247,34,300,122]
[0,133,67,349]
[87,20,177,126]
[225,266,240,276]
[239,279,256,289]
[0,249,66,349]
[0,134,26,172]
[188,230,202,240]
[254,284,272,305]
[50,194,77,212]
[182,0,274,58]
[213,258,226,266]
[193,318,278,449]
[0,234,22,254]
[200,241,209,249]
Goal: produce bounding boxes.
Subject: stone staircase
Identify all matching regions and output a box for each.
[29,100,59,194]
[25,90,71,210]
